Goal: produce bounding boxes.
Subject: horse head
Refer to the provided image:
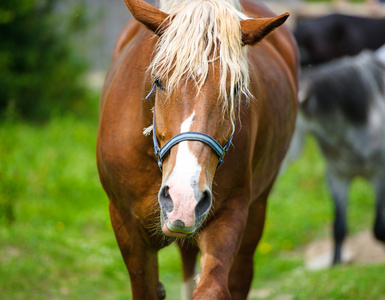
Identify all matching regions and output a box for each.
[124,0,289,237]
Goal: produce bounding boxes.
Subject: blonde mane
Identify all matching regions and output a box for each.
[150,0,251,120]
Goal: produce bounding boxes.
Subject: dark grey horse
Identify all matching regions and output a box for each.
[294,14,385,66]
[296,46,385,265]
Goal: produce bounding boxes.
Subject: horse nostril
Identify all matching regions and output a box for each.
[159,185,173,213]
[195,190,212,218]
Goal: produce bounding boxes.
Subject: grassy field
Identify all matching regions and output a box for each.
[0,95,384,300]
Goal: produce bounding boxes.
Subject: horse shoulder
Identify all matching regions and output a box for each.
[237,2,298,198]
[245,43,297,198]
[98,27,159,207]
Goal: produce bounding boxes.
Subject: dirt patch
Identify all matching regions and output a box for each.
[305,230,385,269]
[248,289,293,300]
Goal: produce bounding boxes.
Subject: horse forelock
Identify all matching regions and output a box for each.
[150,0,251,121]
[159,0,243,13]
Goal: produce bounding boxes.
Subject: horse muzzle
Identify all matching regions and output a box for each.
[158,183,212,237]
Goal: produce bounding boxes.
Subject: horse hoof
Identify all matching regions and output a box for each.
[157,281,166,300]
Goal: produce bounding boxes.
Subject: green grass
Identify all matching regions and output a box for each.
[249,139,383,300]
[0,96,383,299]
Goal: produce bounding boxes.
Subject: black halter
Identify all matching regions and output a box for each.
[146,84,236,172]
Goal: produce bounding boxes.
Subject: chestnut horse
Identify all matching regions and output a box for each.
[97,0,298,299]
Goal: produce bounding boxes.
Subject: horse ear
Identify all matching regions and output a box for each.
[240,13,289,46]
[124,0,170,36]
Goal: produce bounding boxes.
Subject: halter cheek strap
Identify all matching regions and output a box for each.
[148,85,236,172]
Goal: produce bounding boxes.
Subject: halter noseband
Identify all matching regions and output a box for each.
[146,85,236,172]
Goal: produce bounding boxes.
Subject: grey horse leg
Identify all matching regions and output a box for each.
[326,170,350,265]
[374,174,385,243]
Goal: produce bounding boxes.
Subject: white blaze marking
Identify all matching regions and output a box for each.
[174,111,201,180]
[181,112,195,133]
[165,111,202,226]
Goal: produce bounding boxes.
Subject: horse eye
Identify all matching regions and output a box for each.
[234,84,240,96]
[153,76,164,90]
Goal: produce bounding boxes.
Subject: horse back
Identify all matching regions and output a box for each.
[112,20,143,60]
[242,0,299,81]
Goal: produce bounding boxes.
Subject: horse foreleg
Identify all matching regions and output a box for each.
[326,170,350,265]
[228,196,267,300]
[109,201,163,300]
[177,241,199,300]
[374,174,385,243]
[193,200,249,300]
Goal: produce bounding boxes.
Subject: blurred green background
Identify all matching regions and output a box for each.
[0,0,384,299]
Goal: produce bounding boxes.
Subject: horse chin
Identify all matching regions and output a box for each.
[162,223,192,238]
[160,215,198,238]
